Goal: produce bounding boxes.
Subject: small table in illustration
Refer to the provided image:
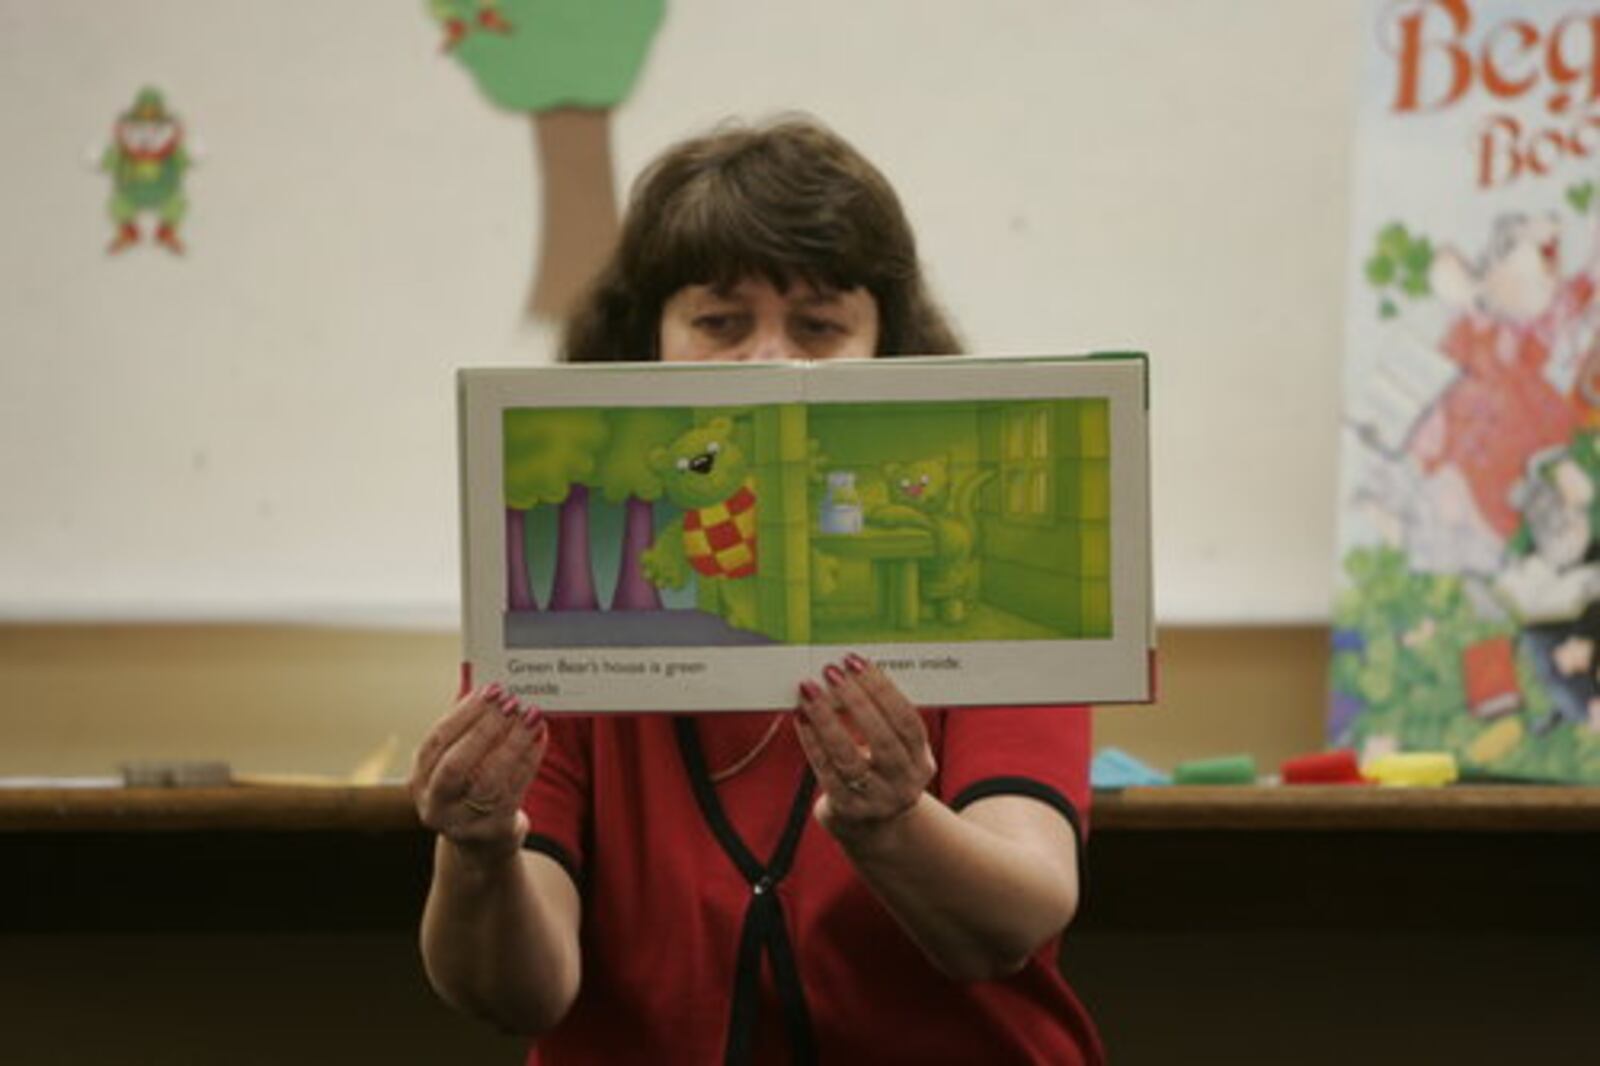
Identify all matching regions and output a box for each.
[812,529,936,631]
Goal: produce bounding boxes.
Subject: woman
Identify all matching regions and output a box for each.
[413,117,1103,1065]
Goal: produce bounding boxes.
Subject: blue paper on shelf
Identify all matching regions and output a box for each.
[1091,747,1171,789]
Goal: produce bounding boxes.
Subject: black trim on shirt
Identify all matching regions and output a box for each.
[521,832,582,890]
[950,775,1087,904]
[951,776,1082,832]
[675,716,819,1066]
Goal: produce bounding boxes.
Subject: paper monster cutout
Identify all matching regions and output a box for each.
[100,87,193,255]
[429,0,666,318]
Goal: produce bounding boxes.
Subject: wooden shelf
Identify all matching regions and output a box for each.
[0,784,419,832]
[2,784,1598,936]
[5,783,1600,833]
[1093,784,1600,832]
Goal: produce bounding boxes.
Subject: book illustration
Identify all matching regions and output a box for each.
[99,87,192,255]
[868,458,995,625]
[498,399,1112,650]
[640,417,761,632]
[1332,1,1600,781]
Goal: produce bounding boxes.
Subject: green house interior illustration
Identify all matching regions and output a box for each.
[502,398,1112,648]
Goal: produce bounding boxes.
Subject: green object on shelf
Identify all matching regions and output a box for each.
[1173,754,1258,786]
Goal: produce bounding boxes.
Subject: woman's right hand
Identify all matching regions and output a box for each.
[410,683,549,862]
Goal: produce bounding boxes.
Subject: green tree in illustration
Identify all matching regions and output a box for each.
[591,408,691,609]
[430,0,666,318]
[503,409,610,610]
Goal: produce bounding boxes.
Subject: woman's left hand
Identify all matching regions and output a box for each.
[795,653,936,842]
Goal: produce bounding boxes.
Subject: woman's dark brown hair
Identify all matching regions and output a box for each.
[563,117,961,362]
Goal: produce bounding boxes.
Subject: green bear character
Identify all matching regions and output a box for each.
[868,456,995,624]
[641,418,761,632]
[101,88,191,255]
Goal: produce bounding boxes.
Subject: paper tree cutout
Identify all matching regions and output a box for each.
[431,0,665,318]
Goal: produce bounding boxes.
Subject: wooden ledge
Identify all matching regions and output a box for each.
[1094,785,1600,832]
[5,783,1600,834]
[0,785,419,833]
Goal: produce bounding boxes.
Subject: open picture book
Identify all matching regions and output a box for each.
[458,354,1153,712]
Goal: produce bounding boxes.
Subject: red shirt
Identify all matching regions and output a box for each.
[521,705,1102,1065]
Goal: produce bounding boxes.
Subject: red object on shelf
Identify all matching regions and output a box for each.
[1281,749,1369,785]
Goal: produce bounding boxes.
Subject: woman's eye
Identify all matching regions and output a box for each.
[693,314,743,336]
[795,317,845,339]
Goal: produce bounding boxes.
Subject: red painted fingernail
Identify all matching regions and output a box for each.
[844,653,869,674]
[458,663,473,699]
[823,664,846,686]
[522,704,543,729]
[485,682,505,701]
[498,693,521,716]
[799,680,824,701]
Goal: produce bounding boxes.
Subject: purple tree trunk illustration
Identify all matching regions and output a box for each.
[506,507,538,611]
[548,483,600,610]
[610,496,663,610]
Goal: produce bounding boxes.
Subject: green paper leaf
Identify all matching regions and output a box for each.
[1377,222,1410,260]
[1400,272,1431,298]
[1567,181,1595,215]
[1401,237,1433,275]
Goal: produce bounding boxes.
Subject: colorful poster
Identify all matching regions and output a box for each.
[1333,0,1600,781]
[459,356,1153,712]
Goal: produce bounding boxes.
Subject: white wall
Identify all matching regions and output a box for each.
[0,0,1357,625]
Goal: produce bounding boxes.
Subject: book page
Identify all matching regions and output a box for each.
[459,355,1152,712]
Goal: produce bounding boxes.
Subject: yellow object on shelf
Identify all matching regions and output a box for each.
[1362,751,1459,788]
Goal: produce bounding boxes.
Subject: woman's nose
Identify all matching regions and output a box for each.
[741,323,799,362]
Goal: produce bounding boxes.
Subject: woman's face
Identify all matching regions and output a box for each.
[658,277,879,363]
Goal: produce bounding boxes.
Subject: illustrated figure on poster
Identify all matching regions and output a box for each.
[1409,211,1600,545]
[1498,437,1600,735]
[1352,208,1600,575]
[99,88,192,255]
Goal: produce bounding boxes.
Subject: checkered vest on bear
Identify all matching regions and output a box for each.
[682,480,757,578]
